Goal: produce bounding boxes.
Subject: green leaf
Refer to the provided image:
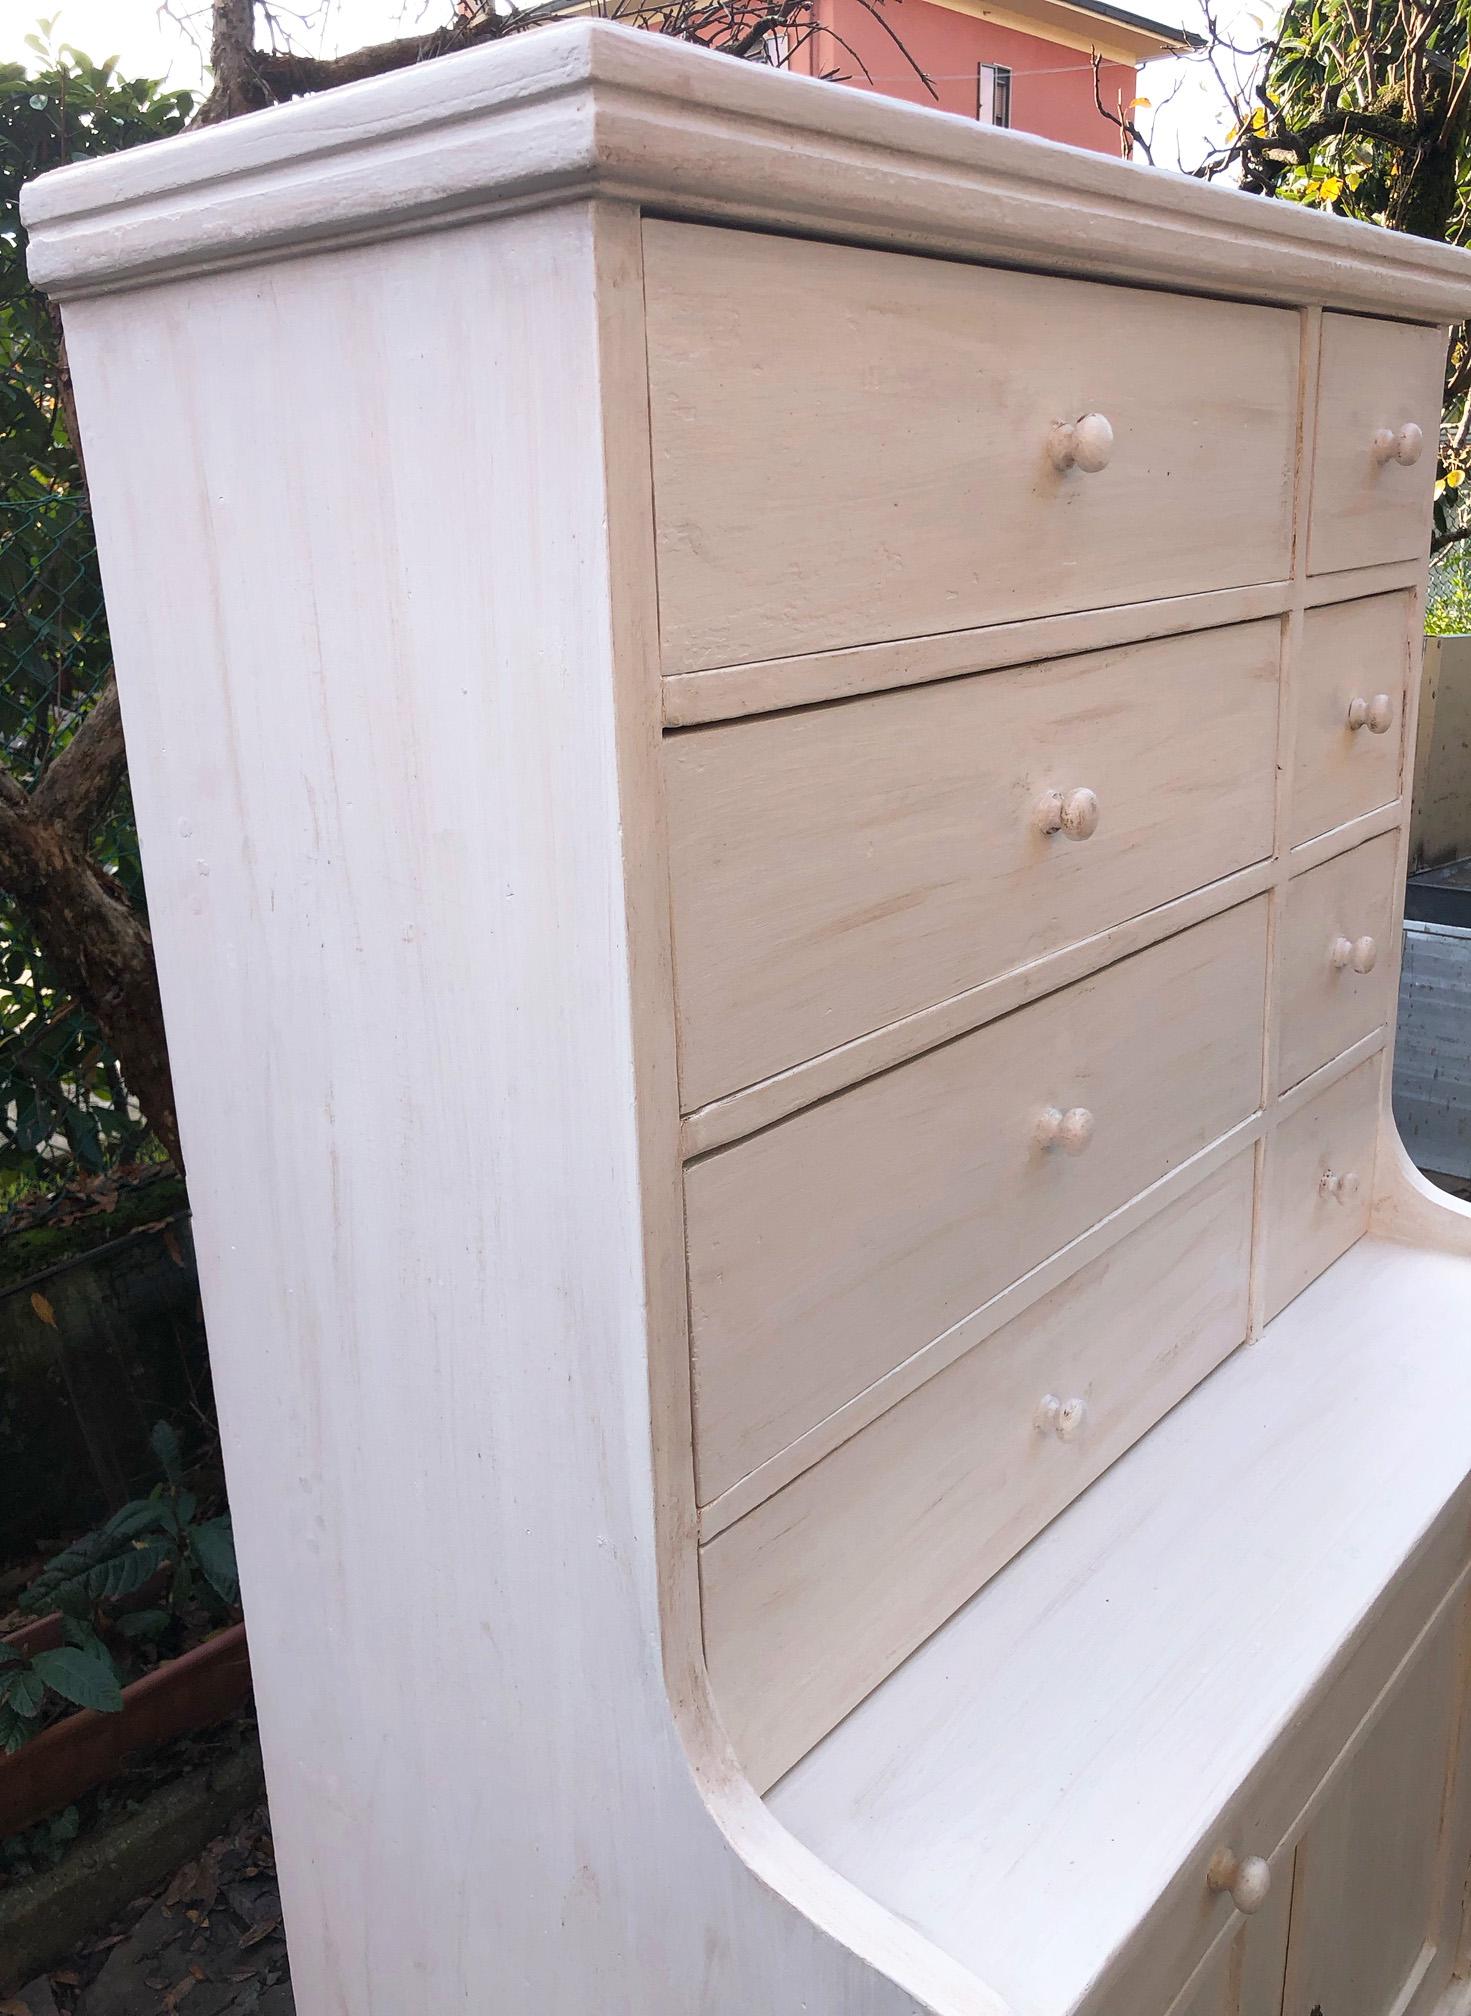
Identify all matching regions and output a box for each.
[115,1607,169,1643]
[31,1644,123,1714]
[188,1518,238,1606]
[0,1700,36,1754]
[103,1498,171,1540]
[82,1538,170,1607]
[2,1665,46,1717]
[150,1419,183,1484]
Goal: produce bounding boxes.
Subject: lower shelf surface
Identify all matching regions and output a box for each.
[767,1236,1471,2016]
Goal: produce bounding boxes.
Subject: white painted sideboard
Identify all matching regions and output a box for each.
[23,27,1471,2015]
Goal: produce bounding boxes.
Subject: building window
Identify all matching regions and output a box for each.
[978,63,1012,126]
[762,29,792,66]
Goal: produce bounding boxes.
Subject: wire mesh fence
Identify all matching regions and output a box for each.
[0,483,154,1188]
[0,493,111,784]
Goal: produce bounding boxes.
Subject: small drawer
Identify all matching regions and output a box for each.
[1276,832,1400,1094]
[701,1157,1254,1789]
[668,621,1279,1111]
[687,898,1268,1504]
[1289,594,1411,848]
[1308,315,1445,576]
[645,221,1298,675]
[1263,1053,1381,1321]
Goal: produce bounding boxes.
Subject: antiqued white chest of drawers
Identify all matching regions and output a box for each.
[24,27,1471,2016]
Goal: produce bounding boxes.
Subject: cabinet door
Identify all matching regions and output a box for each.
[1172,1853,1293,2016]
[1284,1606,1465,2016]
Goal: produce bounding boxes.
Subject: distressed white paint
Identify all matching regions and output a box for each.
[24,26,1471,2016]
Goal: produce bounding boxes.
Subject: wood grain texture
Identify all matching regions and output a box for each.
[24,25,1471,321]
[61,202,983,2016]
[681,858,1277,1159]
[661,583,1296,727]
[1166,1852,1293,2016]
[702,1156,1254,1789]
[1290,592,1412,847]
[645,221,1298,674]
[1282,1602,1459,2016]
[770,1236,1471,2016]
[1263,1051,1382,1320]
[1276,830,1399,1093]
[687,897,1268,1505]
[667,623,1280,1110]
[1308,316,1447,576]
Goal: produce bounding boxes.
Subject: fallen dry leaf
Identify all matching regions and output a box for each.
[239,1915,281,1951]
[29,1292,55,1329]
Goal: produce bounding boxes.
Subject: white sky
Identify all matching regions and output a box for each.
[0,0,1271,170]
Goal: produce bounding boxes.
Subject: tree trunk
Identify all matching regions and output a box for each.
[0,784,182,1171]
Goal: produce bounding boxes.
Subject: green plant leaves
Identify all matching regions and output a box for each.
[188,1518,239,1606]
[150,1418,183,1485]
[2,1664,46,1717]
[30,1644,122,1714]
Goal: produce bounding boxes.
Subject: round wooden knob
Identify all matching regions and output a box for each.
[1208,1849,1271,1915]
[1037,1393,1088,1442]
[1372,422,1424,467]
[1035,787,1101,841]
[1048,413,1114,474]
[1331,934,1378,974]
[1320,1168,1361,1203]
[1036,1106,1095,1155]
[1347,693,1394,734]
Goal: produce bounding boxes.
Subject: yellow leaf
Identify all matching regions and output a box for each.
[1127,95,1152,109]
[1249,105,1268,134]
[31,1291,56,1328]
[1448,468,1465,488]
[1319,176,1342,201]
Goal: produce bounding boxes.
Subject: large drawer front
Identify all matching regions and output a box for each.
[645,222,1298,675]
[668,622,1280,1111]
[1308,314,1445,576]
[702,1156,1254,1789]
[687,898,1268,1504]
[1276,832,1400,1094]
[1289,594,1410,848]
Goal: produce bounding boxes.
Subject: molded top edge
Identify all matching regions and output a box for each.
[22,17,1471,316]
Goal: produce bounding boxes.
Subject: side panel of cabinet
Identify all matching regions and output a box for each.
[1282,1600,1465,2016]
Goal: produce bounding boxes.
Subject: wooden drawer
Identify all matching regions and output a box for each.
[1308,315,1445,576]
[702,1156,1254,1789]
[1276,832,1400,1094]
[687,897,1268,1504]
[645,222,1298,675]
[1289,594,1411,848]
[1263,1053,1381,1321]
[668,622,1280,1111]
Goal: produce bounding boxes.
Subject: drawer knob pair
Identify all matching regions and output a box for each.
[1047,412,1114,475]
[1208,1848,1271,1915]
[1320,1168,1362,1203]
[1036,1393,1088,1442]
[1372,422,1424,468]
[1331,934,1378,974]
[1036,1105,1094,1155]
[1347,692,1395,734]
[1035,786,1100,842]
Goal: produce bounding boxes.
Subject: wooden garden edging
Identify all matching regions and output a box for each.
[0,1622,251,1836]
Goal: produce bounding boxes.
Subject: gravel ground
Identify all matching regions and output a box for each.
[3,1805,293,2016]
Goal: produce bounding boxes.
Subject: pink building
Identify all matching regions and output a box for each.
[788,0,1197,155]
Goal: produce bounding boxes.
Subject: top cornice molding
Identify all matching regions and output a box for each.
[22,19,1471,318]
